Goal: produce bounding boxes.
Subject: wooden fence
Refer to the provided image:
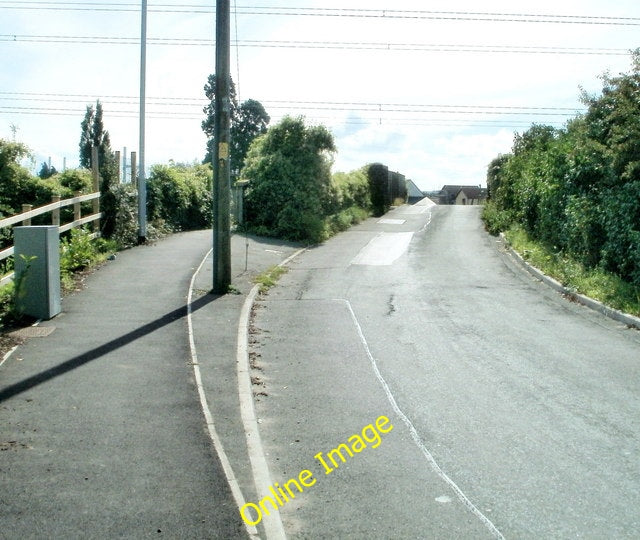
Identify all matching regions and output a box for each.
[0,191,102,287]
[0,147,105,287]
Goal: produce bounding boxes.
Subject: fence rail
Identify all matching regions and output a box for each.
[0,191,102,287]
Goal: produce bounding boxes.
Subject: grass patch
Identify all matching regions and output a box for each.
[254,265,288,294]
[505,226,640,317]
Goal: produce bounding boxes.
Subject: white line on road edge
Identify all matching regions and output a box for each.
[237,248,306,540]
[0,319,42,368]
[187,249,260,540]
[338,298,506,540]
[0,345,19,368]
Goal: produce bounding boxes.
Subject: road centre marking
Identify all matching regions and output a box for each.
[350,232,414,266]
[336,298,505,539]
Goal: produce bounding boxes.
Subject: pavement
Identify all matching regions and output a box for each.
[0,229,302,539]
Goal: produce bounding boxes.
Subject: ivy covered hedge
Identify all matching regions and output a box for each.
[147,163,213,232]
[484,51,640,287]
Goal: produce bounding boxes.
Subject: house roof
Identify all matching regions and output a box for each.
[441,184,482,193]
[406,179,424,198]
[456,186,487,199]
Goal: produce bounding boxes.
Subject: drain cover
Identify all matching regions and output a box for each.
[9,326,55,339]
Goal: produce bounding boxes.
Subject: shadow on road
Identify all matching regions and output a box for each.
[0,292,220,403]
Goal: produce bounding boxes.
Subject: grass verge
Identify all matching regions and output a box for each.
[504,226,640,317]
[253,265,288,294]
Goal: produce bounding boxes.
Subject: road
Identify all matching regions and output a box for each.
[250,203,640,538]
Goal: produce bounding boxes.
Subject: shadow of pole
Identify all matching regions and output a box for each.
[0,293,220,403]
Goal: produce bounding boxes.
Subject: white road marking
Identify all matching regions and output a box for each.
[0,345,19,368]
[337,298,506,540]
[1,319,43,368]
[350,232,414,266]
[377,218,406,225]
[396,204,433,214]
[187,249,260,539]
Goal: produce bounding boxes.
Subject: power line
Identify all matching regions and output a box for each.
[0,92,584,114]
[1,34,630,56]
[1,2,639,25]
[0,107,566,129]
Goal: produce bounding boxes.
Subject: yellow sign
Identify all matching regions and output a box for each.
[218,142,229,159]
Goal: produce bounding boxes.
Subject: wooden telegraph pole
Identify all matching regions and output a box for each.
[213,0,232,293]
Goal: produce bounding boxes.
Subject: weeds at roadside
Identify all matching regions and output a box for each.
[504,226,640,317]
[253,265,288,294]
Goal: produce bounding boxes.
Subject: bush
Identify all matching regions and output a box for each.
[147,163,213,231]
[366,163,390,216]
[484,52,640,288]
[60,227,116,275]
[243,116,336,243]
[482,200,514,235]
[109,184,140,248]
[331,169,371,212]
[52,169,93,193]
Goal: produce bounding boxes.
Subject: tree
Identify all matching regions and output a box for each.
[79,100,118,237]
[243,116,336,242]
[201,74,270,181]
[38,162,57,179]
[233,99,270,179]
[0,139,32,214]
[79,100,113,171]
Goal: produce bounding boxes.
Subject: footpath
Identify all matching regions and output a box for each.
[0,230,301,539]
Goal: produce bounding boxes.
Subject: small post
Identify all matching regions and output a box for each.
[91,146,100,233]
[22,204,32,226]
[131,151,137,187]
[114,150,121,185]
[123,147,128,183]
[73,191,82,222]
[52,195,61,226]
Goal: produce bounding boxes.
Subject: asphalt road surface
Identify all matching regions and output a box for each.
[251,203,640,539]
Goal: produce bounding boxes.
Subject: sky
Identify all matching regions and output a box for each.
[1,1,640,191]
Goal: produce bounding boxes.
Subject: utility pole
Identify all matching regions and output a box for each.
[138,0,148,243]
[212,0,232,293]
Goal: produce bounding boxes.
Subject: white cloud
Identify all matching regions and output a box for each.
[2,0,639,187]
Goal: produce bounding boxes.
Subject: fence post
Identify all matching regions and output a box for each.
[22,204,32,226]
[52,195,61,226]
[114,150,121,185]
[91,146,100,233]
[74,191,82,222]
[131,151,137,187]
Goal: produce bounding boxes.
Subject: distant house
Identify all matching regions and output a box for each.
[439,185,487,205]
[455,186,487,205]
[406,179,424,203]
